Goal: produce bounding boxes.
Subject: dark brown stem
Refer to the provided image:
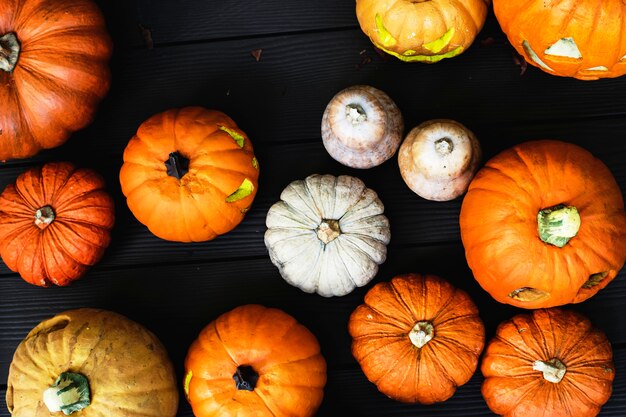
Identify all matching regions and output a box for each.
[0,32,20,73]
[165,151,189,179]
[233,365,258,391]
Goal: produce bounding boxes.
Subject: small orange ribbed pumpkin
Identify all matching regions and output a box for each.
[460,140,626,309]
[120,107,259,242]
[493,0,626,80]
[482,308,614,417]
[348,274,485,404]
[184,304,327,417]
[0,0,112,160]
[0,162,115,286]
[355,0,490,63]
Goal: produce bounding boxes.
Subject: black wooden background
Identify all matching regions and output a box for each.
[2,1,626,416]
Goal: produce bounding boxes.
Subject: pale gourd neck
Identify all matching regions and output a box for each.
[434,137,454,155]
[233,365,258,391]
[409,321,434,348]
[43,372,91,415]
[537,204,580,247]
[533,358,566,383]
[35,205,56,230]
[0,32,20,73]
[345,103,367,124]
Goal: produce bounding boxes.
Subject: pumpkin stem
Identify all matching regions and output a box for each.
[233,365,259,391]
[165,151,189,180]
[43,372,90,415]
[434,137,454,155]
[537,204,580,247]
[0,32,20,73]
[316,219,341,244]
[409,321,434,348]
[345,104,367,124]
[533,358,566,383]
[35,205,56,230]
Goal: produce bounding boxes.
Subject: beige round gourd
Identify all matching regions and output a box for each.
[265,174,391,297]
[321,85,403,169]
[6,308,179,417]
[398,119,481,201]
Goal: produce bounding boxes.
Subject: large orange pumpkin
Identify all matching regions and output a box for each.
[348,274,485,404]
[355,0,490,63]
[493,0,626,80]
[460,140,626,309]
[482,308,614,417]
[120,107,259,242]
[183,304,327,417]
[0,0,112,160]
[0,162,115,286]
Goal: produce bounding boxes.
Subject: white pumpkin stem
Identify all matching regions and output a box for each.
[409,321,434,348]
[345,104,367,124]
[533,358,567,383]
[434,137,454,155]
[316,219,341,244]
[0,32,20,73]
[537,204,580,247]
[35,205,56,230]
[43,372,91,415]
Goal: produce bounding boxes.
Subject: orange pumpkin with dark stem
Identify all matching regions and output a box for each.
[119,107,259,242]
[493,0,626,80]
[348,274,485,404]
[355,0,490,63]
[0,162,115,286]
[460,140,626,309]
[184,304,327,417]
[0,0,112,160]
[482,308,614,417]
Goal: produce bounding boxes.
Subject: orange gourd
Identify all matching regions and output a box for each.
[482,308,614,417]
[493,0,626,80]
[184,304,327,417]
[119,107,259,242]
[460,140,626,309]
[0,0,112,160]
[348,274,485,403]
[0,162,115,286]
[355,0,489,63]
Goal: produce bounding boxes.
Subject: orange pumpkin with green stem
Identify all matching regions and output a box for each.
[355,0,490,63]
[120,107,260,242]
[460,140,626,309]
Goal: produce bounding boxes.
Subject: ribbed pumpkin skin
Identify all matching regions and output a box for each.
[120,107,259,242]
[355,0,489,63]
[460,140,626,309]
[482,309,614,417]
[6,308,179,417]
[348,274,485,404]
[0,162,115,286]
[0,0,112,160]
[493,0,626,80]
[184,304,327,417]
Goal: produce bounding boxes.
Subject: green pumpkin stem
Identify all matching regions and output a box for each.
[35,205,56,230]
[0,32,20,73]
[233,365,259,391]
[165,151,189,180]
[43,372,91,415]
[537,204,580,247]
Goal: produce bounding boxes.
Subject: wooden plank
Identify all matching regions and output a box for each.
[2,244,625,383]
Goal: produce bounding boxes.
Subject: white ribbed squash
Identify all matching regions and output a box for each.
[265,174,390,297]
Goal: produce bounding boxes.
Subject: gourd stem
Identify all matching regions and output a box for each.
[537,204,580,247]
[165,151,189,179]
[533,358,566,383]
[35,205,56,230]
[0,32,20,73]
[233,365,259,391]
[345,104,367,124]
[316,219,341,244]
[43,372,91,415]
[409,321,434,348]
[434,137,454,155]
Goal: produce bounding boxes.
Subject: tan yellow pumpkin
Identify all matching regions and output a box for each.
[355,0,490,63]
